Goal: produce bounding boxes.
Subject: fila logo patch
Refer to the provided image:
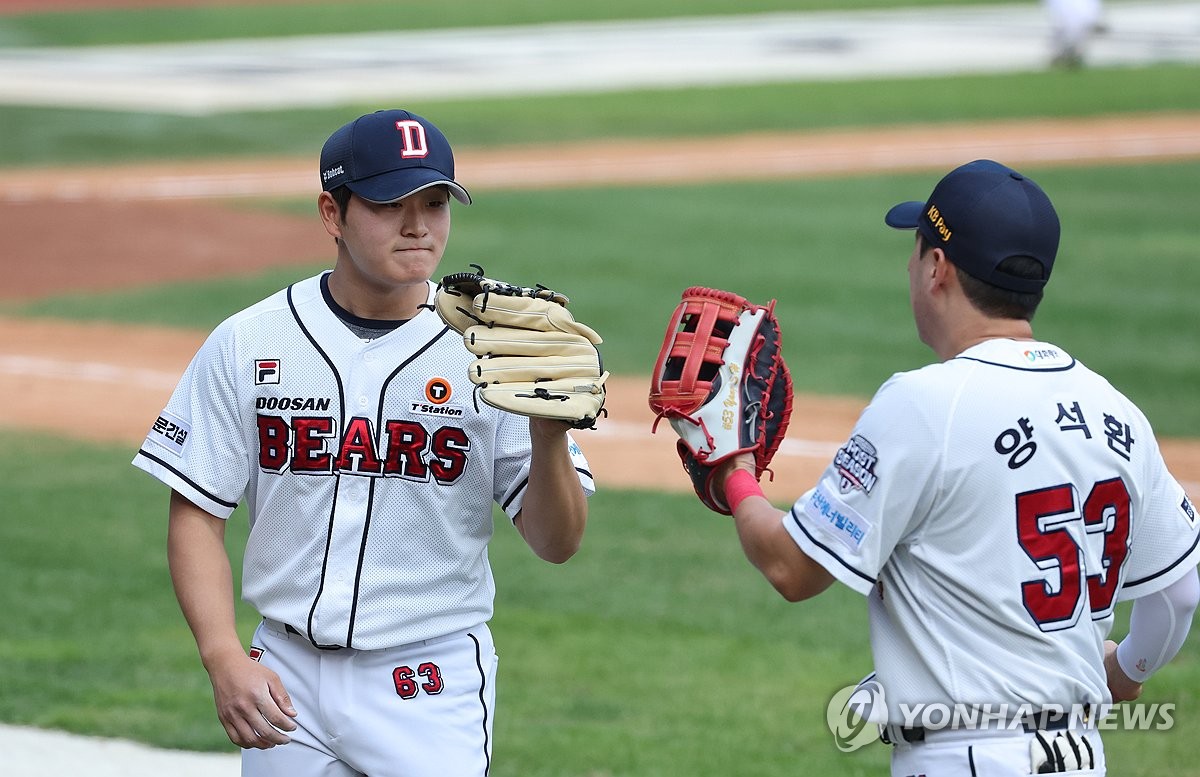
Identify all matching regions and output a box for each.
[396,120,429,159]
[255,359,280,385]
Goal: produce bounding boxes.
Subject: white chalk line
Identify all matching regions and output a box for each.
[0,723,238,777]
[2,353,1196,496]
[0,354,180,391]
[0,352,844,459]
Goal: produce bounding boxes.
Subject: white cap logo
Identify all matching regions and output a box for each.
[395,120,429,159]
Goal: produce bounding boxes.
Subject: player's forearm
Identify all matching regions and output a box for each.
[515,419,588,563]
[1116,568,1199,683]
[732,496,833,601]
[722,462,836,602]
[167,491,245,668]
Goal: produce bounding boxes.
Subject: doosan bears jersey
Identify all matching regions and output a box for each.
[784,338,1200,723]
[133,273,595,650]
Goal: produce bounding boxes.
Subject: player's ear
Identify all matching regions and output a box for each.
[317,191,344,244]
[928,247,954,281]
[931,250,971,304]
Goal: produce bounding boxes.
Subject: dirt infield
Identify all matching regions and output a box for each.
[2,116,1199,495]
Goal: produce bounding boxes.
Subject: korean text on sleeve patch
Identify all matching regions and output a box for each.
[148,410,191,456]
[805,483,872,553]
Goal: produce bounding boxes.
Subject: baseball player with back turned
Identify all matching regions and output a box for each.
[132,109,596,776]
[712,160,1200,775]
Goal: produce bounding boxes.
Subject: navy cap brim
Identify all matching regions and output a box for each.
[347,170,472,205]
[884,200,923,229]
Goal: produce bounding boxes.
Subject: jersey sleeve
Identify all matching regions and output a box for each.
[783,373,941,596]
[1119,436,1200,600]
[131,320,250,519]
[493,414,596,521]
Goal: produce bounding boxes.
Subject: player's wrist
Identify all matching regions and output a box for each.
[197,633,254,670]
[724,468,765,513]
[528,416,573,438]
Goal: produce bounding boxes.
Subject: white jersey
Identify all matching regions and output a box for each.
[786,338,1200,723]
[133,273,595,650]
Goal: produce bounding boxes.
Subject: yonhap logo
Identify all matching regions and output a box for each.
[826,677,885,752]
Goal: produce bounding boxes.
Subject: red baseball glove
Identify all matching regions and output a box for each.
[649,287,793,514]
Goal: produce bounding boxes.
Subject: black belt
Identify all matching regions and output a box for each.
[270,620,344,651]
[887,707,1085,744]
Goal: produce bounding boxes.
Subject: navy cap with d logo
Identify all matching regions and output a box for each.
[319,109,471,205]
[884,159,1059,293]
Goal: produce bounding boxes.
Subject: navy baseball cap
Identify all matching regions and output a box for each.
[884,159,1059,293]
[319,109,471,205]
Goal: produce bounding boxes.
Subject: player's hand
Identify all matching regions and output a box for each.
[206,649,299,749]
[1103,639,1144,702]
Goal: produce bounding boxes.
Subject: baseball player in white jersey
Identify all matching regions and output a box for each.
[132,109,595,776]
[715,160,1200,775]
[1043,0,1106,68]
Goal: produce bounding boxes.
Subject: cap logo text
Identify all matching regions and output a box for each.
[926,203,952,242]
[395,120,429,159]
[322,165,344,182]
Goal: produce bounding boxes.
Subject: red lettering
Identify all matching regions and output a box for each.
[256,415,290,472]
[292,417,335,473]
[1018,484,1082,628]
[383,420,429,478]
[430,427,469,483]
[256,415,469,483]
[1084,478,1132,615]
[336,417,383,474]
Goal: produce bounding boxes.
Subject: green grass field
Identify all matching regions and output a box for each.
[1,2,1199,775]
[0,433,1197,775]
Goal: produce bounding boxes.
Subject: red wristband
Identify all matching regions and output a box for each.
[724,469,764,513]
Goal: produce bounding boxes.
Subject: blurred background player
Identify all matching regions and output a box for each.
[1044,0,1107,67]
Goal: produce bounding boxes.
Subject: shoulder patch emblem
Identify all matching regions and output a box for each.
[834,434,879,495]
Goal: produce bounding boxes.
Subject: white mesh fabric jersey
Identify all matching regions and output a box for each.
[784,338,1200,723]
[133,274,595,650]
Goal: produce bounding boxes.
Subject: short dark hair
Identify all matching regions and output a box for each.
[325,185,354,246]
[918,233,1044,321]
[330,185,353,219]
